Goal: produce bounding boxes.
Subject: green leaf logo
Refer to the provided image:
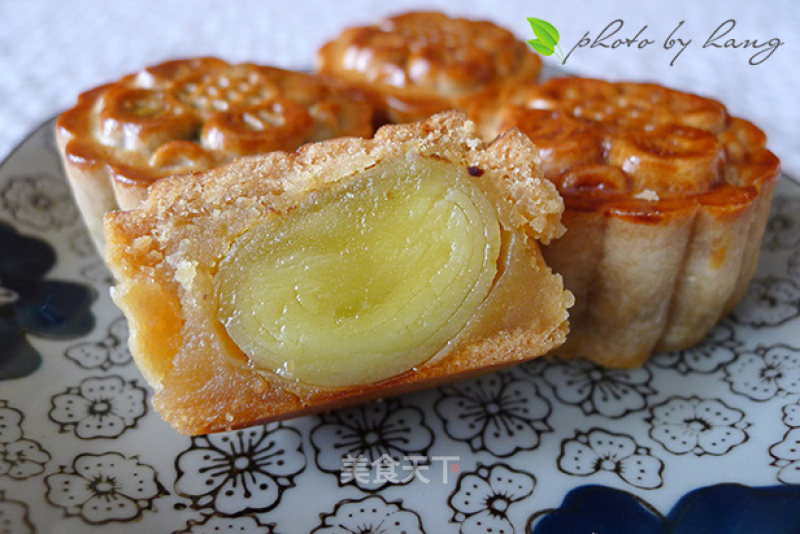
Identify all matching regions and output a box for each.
[527,17,565,62]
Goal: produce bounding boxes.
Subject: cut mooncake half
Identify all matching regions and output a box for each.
[104,111,572,435]
[466,77,781,367]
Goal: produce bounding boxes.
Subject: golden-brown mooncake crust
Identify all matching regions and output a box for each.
[467,77,780,367]
[317,11,541,124]
[104,111,572,435]
[57,57,374,249]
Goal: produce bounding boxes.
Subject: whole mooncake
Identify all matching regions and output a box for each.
[57,57,373,249]
[467,77,780,367]
[317,11,541,124]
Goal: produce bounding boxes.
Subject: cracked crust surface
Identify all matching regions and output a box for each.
[467,77,781,366]
[105,111,571,434]
[57,57,374,249]
[317,11,541,124]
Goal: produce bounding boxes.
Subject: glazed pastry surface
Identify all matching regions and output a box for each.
[467,77,780,366]
[57,57,373,248]
[317,11,541,124]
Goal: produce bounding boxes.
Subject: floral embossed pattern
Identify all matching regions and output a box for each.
[651,321,742,374]
[175,423,305,515]
[311,399,433,491]
[44,452,165,524]
[174,515,276,534]
[0,491,34,534]
[448,464,534,534]
[731,277,800,327]
[435,373,551,457]
[57,57,374,213]
[648,397,749,455]
[0,174,77,231]
[769,401,800,484]
[0,400,49,480]
[542,359,654,417]
[765,196,800,251]
[48,375,147,439]
[725,344,800,401]
[64,317,131,370]
[558,429,664,489]
[312,495,425,534]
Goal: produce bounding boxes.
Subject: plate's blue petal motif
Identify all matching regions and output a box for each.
[0,221,95,380]
[0,320,41,379]
[0,220,55,280]
[667,484,800,534]
[529,484,800,534]
[13,280,95,338]
[529,485,666,533]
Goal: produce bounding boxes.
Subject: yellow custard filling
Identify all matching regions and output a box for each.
[215,155,501,386]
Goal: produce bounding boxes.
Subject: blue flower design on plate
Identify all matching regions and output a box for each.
[528,484,800,534]
[0,221,95,380]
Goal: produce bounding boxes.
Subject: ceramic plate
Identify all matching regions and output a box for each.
[1,116,800,534]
